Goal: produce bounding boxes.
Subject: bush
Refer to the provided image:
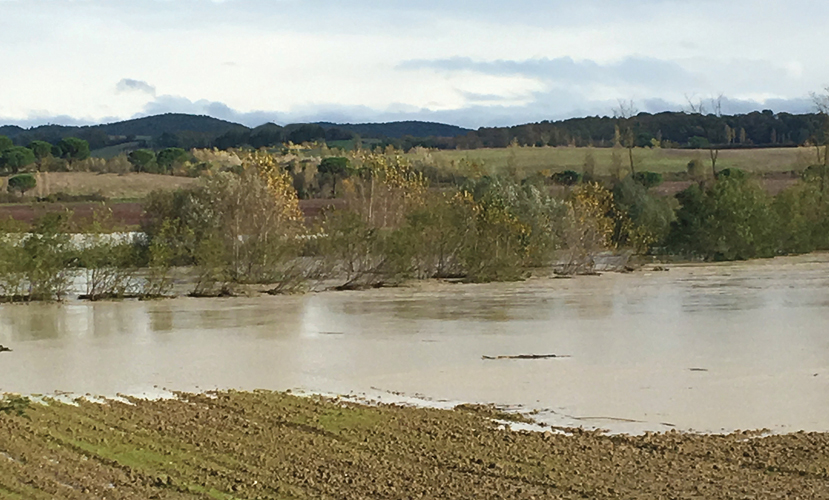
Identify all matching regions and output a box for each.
[551,170,582,186]
[0,213,73,300]
[688,136,710,149]
[7,174,36,195]
[75,208,141,300]
[613,176,675,253]
[632,171,663,189]
[686,158,706,180]
[668,174,777,260]
[773,173,829,254]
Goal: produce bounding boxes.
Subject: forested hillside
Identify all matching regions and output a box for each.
[458,110,827,149]
[3,109,829,154]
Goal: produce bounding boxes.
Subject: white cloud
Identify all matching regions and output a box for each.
[116,79,156,96]
[2,0,829,127]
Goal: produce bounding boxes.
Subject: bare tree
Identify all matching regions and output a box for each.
[686,94,724,179]
[613,99,638,176]
[810,87,829,166]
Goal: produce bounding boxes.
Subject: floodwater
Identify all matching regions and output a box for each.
[2,254,829,434]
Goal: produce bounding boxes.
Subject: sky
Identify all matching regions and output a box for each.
[1,0,828,129]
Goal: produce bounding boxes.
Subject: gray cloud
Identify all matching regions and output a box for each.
[2,93,821,131]
[137,94,282,127]
[116,78,156,96]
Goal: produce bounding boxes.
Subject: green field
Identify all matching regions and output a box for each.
[412,146,817,177]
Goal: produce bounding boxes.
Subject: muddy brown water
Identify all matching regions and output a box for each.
[2,254,829,434]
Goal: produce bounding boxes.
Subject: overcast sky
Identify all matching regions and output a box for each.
[2,0,828,129]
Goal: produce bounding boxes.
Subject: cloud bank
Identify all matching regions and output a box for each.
[1,0,828,128]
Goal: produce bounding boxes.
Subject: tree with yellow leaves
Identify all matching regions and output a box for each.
[562,182,621,274]
[342,149,427,229]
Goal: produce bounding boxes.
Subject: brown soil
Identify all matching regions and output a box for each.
[0,199,347,229]
[1,391,828,499]
[0,202,145,228]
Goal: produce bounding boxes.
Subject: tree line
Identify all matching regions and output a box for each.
[2,148,828,301]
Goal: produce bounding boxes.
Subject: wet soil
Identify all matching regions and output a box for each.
[2,390,829,499]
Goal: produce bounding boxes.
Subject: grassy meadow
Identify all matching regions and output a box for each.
[13,171,197,201]
[411,146,817,177]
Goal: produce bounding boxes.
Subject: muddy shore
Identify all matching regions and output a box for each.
[2,391,829,499]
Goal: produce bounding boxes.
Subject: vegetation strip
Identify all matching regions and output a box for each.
[2,142,829,302]
[2,391,829,499]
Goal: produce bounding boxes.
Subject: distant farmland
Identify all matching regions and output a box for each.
[416,146,816,177]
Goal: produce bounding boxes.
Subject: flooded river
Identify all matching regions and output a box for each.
[2,254,829,434]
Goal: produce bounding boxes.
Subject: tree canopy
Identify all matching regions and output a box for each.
[27,140,53,160]
[0,146,36,174]
[57,137,90,161]
[7,173,37,195]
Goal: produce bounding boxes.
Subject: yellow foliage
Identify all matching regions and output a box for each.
[344,150,428,228]
[240,150,303,224]
[568,182,617,250]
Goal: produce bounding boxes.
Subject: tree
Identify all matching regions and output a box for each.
[156,148,189,171]
[810,87,829,166]
[667,172,777,260]
[687,94,725,178]
[57,137,90,162]
[7,174,37,195]
[0,136,12,152]
[27,140,53,161]
[156,132,181,149]
[250,123,285,149]
[0,146,36,174]
[317,156,352,197]
[613,99,638,176]
[287,124,326,144]
[128,149,157,173]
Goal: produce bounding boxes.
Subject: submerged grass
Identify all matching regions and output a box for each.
[2,390,829,498]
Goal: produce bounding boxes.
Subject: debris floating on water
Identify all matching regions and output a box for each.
[0,345,11,353]
[481,354,570,360]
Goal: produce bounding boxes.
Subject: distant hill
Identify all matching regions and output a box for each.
[0,125,24,137]
[99,113,248,137]
[0,114,470,149]
[316,121,470,139]
[0,113,249,150]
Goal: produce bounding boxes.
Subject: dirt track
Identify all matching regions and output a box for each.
[2,390,829,499]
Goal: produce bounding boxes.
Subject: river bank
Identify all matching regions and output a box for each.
[2,390,828,499]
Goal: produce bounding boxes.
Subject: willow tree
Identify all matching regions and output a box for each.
[192,151,305,294]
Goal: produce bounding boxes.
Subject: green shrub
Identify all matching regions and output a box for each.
[632,171,663,189]
[7,173,36,195]
[613,176,675,253]
[668,174,776,260]
[0,213,73,301]
[551,170,582,186]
